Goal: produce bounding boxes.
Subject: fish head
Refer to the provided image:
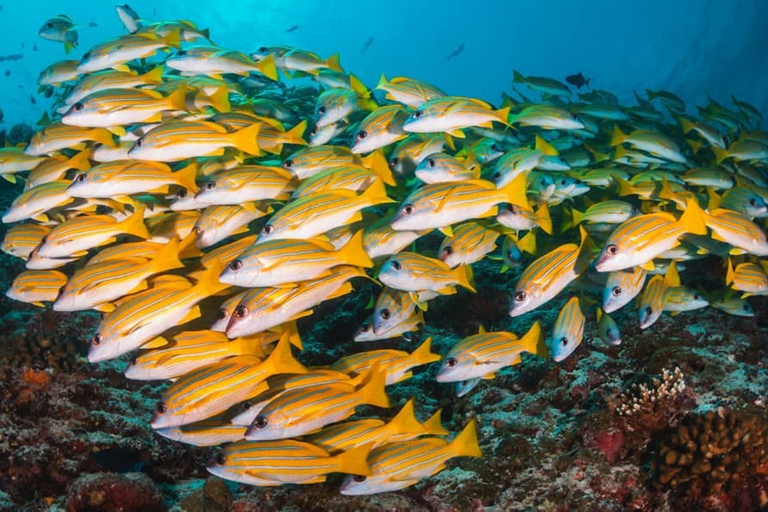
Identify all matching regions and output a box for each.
[455,378,481,397]
[413,153,456,184]
[150,395,186,429]
[243,407,290,441]
[66,172,96,197]
[314,89,355,128]
[192,178,220,203]
[353,319,377,341]
[435,350,476,383]
[218,257,254,287]
[377,255,411,290]
[508,286,535,317]
[547,331,579,362]
[390,193,435,231]
[742,192,768,217]
[60,100,99,127]
[209,303,234,332]
[86,330,122,363]
[637,304,661,330]
[599,320,622,346]
[39,18,70,42]
[123,354,149,380]
[594,240,631,273]
[339,473,384,496]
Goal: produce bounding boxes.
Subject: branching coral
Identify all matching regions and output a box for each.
[615,367,692,431]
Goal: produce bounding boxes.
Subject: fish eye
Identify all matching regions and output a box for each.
[253,416,268,429]
[442,246,453,256]
[390,157,400,166]
[92,334,102,346]
[750,198,757,206]
[560,337,568,347]
[356,130,367,140]
[605,329,613,338]
[412,110,423,119]
[391,260,402,271]
[177,189,188,198]
[234,305,248,318]
[134,139,142,148]
[262,224,274,235]
[216,308,228,320]
[82,52,91,60]
[401,204,415,215]
[359,323,371,332]
[229,259,242,271]
[426,158,435,168]
[46,23,53,28]
[73,102,84,112]
[310,128,318,136]
[176,50,187,57]
[283,159,293,168]
[215,453,226,465]
[380,308,391,320]
[258,46,268,53]
[353,475,367,482]
[317,106,327,114]
[560,179,567,186]
[156,402,167,414]
[693,293,700,300]
[611,286,622,297]
[74,173,85,182]
[492,172,501,180]
[605,244,618,256]
[129,356,138,365]
[445,357,458,368]
[744,304,751,311]
[514,291,526,302]
[644,306,653,316]
[203,181,216,190]
[491,143,500,151]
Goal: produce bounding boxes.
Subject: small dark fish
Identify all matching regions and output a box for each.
[0,107,4,124]
[286,25,299,33]
[29,94,36,105]
[153,7,157,15]
[446,43,465,61]
[33,44,38,52]
[0,54,23,62]
[0,5,3,12]
[565,72,591,89]
[21,42,24,49]
[88,21,98,28]
[3,70,9,77]
[361,37,374,55]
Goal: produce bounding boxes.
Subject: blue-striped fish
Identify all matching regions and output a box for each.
[596,308,621,346]
[402,97,509,136]
[194,165,295,205]
[378,252,475,295]
[67,160,199,198]
[330,337,440,385]
[438,222,501,268]
[603,266,647,313]
[726,260,768,295]
[1,223,51,260]
[374,75,445,108]
[548,296,585,362]
[156,417,247,447]
[6,270,68,307]
[705,208,768,256]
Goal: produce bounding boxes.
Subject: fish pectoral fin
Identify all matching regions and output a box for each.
[729,248,747,255]
[447,129,465,138]
[438,226,453,237]
[93,303,115,313]
[437,285,457,295]
[32,301,46,308]
[288,309,314,322]
[180,305,202,325]
[481,373,497,380]
[144,336,170,349]
[640,260,655,271]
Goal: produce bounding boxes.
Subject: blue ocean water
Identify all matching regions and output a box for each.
[1,0,767,126]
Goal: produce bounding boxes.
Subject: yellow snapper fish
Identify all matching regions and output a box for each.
[306,399,446,453]
[350,105,410,154]
[26,150,93,190]
[125,329,282,380]
[602,266,648,313]
[193,205,268,248]
[496,203,553,234]
[512,70,571,97]
[637,263,679,329]
[389,134,450,174]
[225,266,366,337]
[509,105,585,130]
[135,20,212,42]
[594,197,707,272]
[1,223,51,260]
[679,116,727,149]
[2,180,75,223]
[509,227,593,317]
[339,419,481,495]
[662,286,710,313]
[210,291,249,332]
[291,160,395,199]
[370,287,421,335]
[713,138,768,165]
[256,180,394,242]
[37,206,150,259]
[355,308,424,342]
[610,126,688,164]
[6,270,68,307]
[490,135,559,187]
[378,252,475,295]
[155,417,248,447]
[375,75,446,108]
[314,87,375,128]
[362,214,429,260]
[390,173,529,232]
[38,59,81,87]
[596,308,621,346]
[244,366,390,440]
[61,86,188,128]
[569,200,640,227]
[717,187,768,218]
[195,165,295,205]
[151,334,307,429]
[166,46,278,81]
[710,293,755,317]
[206,440,371,486]
[87,262,230,362]
[67,160,199,198]
[682,167,734,190]
[24,123,115,156]
[330,337,440,385]
[146,210,201,244]
[547,296,586,362]
[438,222,501,267]
[53,237,183,312]
[402,96,510,137]
[704,208,768,256]
[435,322,543,382]
[308,119,349,147]
[282,145,360,180]
[250,46,342,76]
[128,121,263,162]
[63,67,165,106]
[726,260,768,295]
[413,151,480,184]
[0,148,46,183]
[77,30,181,73]
[220,231,373,287]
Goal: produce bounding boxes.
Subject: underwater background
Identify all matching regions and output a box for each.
[1,1,768,512]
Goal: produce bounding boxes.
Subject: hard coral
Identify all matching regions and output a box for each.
[650,409,768,510]
[615,367,693,432]
[65,472,165,512]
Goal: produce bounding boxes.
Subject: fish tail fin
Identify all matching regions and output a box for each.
[333,443,372,477]
[283,120,308,145]
[142,66,165,84]
[495,106,511,126]
[255,53,278,81]
[164,28,182,49]
[357,364,390,408]
[517,230,537,255]
[338,230,374,268]
[564,206,583,232]
[498,170,530,210]
[410,336,441,365]
[712,146,729,165]
[151,236,184,272]
[192,257,230,297]
[325,53,342,72]
[359,178,394,206]
[123,205,150,239]
[536,203,553,234]
[207,85,231,113]
[448,419,482,458]
[615,176,635,197]
[375,73,388,89]
[91,128,115,148]
[456,264,476,293]
[265,332,308,375]
[679,197,708,236]
[231,122,263,156]
[596,307,604,323]
[64,41,75,54]
[200,27,212,42]
[167,84,188,112]
[521,320,545,357]
[646,89,657,101]
[665,261,680,288]
[686,138,702,155]
[69,149,93,171]
[679,116,695,135]
[725,259,735,285]
[387,399,424,435]
[349,74,367,95]
[535,134,559,156]
[422,408,449,436]
[512,70,525,83]
[707,187,722,210]
[174,160,198,193]
[610,125,627,147]
[275,321,303,350]
[362,149,396,186]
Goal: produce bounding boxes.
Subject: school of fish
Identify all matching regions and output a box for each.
[2,3,767,495]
